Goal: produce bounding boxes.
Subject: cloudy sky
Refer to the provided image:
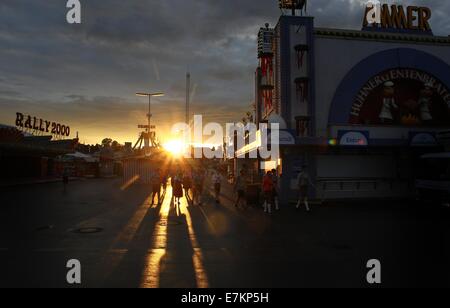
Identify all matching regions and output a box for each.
[1,0,449,144]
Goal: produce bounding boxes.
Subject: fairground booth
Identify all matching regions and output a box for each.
[0,123,78,181]
[247,1,450,203]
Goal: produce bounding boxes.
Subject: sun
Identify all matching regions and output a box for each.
[163,139,186,156]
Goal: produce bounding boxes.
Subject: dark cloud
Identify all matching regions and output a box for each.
[0,89,21,97]
[1,0,449,143]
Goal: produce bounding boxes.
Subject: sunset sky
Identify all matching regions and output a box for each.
[1,0,450,145]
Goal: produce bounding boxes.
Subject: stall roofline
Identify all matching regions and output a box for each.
[314,27,450,45]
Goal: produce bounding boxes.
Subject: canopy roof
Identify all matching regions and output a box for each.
[421,152,450,159]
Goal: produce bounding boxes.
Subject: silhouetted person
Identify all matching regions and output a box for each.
[62,167,70,192]
[151,169,162,205]
[212,170,222,204]
[271,169,280,211]
[172,172,184,206]
[192,168,205,206]
[234,170,247,209]
[161,171,168,192]
[262,171,274,214]
[296,165,313,212]
[183,170,192,200]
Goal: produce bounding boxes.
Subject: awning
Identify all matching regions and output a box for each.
[65,152,98,163]
[421,152,450,159]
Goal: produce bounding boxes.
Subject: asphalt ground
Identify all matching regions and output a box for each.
[0,178,449,288]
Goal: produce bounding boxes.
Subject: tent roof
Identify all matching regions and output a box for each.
[421,152,450,159]
[66,152,98,162]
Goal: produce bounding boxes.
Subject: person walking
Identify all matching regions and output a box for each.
[172,171,184,206]
[183,169,193,200]
[262,171,274,214]
[192,168,205,206]
[234,170,247,209]
[62,167,70,192]
[212,170,222,204]
[296,165,313,212]
[161,170,168,192]
[151,169,162,206]
[271,169,280,211]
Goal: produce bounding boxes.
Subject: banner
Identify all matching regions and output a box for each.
[350,68,450,126]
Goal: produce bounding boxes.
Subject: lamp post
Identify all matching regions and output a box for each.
[136,92,164,133]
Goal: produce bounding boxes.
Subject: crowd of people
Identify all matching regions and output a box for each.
[148,162,314,215]
[148,163,220,207]
[233,164,314,215]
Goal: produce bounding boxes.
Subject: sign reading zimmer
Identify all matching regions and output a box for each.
[363,2,432,33]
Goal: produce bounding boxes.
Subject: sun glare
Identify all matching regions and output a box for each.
[163,140,186,156]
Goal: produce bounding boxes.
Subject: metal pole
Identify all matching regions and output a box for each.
[148,95,151,133]
[186,72,190,125]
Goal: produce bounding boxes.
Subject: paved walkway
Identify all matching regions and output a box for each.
[0,177,79,188]
[0,178,449,287]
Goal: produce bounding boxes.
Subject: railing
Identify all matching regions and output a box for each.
[316,177,413,192]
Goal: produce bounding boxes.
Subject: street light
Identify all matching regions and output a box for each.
[135,92,165,133]
[136,92,165,97]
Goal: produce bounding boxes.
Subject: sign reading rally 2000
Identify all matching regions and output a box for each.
[15,112,71,137]
[350,69,450,126]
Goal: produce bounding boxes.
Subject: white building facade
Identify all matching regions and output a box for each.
[254,5,450,202]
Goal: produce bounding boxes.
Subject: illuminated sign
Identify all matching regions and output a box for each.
[279,0,305,10]
[138,125,156,129]
[15,112,71,137]
[338,131,369,147]
[278,130,295,145]
[279,0,307,15]
[410,132,437,146]
[350,69,450,126]
[363,2,432,33]
[269,130,296,145]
